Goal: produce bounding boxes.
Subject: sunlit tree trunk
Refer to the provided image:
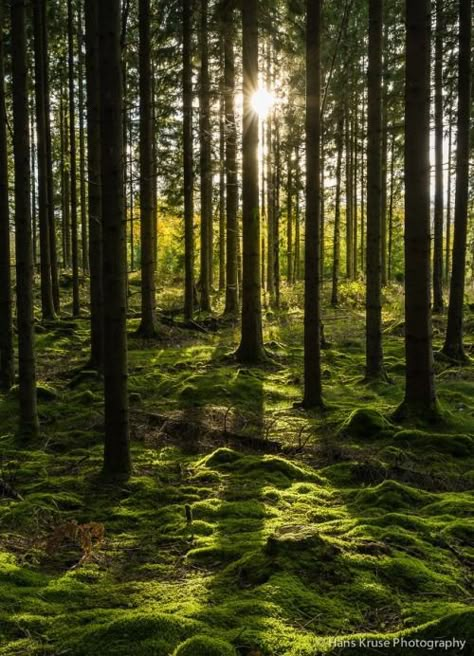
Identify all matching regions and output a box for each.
[396,0,437,419]
[218,34,226,293]
[98,0,131,476]
[78,1,88,274]
[302,0,323,408]
[331,113,343,308]
[432,0,444,313]
[236,0,265,362]
[442,0,471,362]
[182,0,194,321]
[11,0,39,437]
[68,0,80,316]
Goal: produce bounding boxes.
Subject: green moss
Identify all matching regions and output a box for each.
[173,635,237,656]
[394,429,474,457]
[351,480,437,512]
[340,408,394,439]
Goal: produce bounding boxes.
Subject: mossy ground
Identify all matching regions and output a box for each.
[0,282,473,655]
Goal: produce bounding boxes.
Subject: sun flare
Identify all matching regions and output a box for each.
[251,87,275,119]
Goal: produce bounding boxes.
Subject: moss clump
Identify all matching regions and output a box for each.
[173,635,237,656]
[197,448,242,468]
[340,408,394,440]
[394,429,474,458]
[352,480,437,512]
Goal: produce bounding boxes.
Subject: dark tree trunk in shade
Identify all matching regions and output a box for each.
[199,0,212,312]
[0,0,14,390]
[344,101,353,279]
[286,149,293,285]
[236,0,265,362]
[11,0,39,437]
[33,0,55,320]
[218,34,226,292]
[331,113,343,308]
[432,0,444,313]
[302,0,323,408]
[395,0,437,419]
[68,0,80,316]
[442,0,471,362]
[445,112,452,285]
[78,1,88,273]
[98,0,131,476]
[365,0,385,380]
[182,0,194,321]
[387,131,395,281]
[137,0,158,336]
[223,0,238,316]
[85,0,103,370]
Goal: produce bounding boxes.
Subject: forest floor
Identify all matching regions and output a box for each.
[0,279,473,656]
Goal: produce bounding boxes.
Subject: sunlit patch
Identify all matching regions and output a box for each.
[251,87,275,119]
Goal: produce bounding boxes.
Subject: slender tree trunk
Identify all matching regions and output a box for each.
[199,0,212,312]
[320,124,325,280]
[33,0,55,320]
[387,131,395,281]
[266,57,275,302]
[273,117,281,308]
[11,0,39,437]
[236,0,265,362]
[182,0,194,321]
[98,0,131,477]
[30,102,37,269]
[360,75,366,272]
[85,0,103,370]
[0,1,14,390]
[352,106,358,279]
[365,0,385,380]
[223,0,238,316]
[78,1,88,273]
[442,0,471,362]
[432,0,444,313]
[137,0,157,336]
[345,101,353,279]
[302,0,323,407]
[287,148,293,285]
[129,118,135,271]
[396,0,437,419]
[218,35,226,292]
[445,110,452,284]
[380,34,388,287]
[331,114,343,307]
[68,0,80,316]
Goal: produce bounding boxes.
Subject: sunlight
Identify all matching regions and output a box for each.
[251,87,275,119]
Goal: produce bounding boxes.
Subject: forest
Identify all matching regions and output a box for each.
[0,0,473,654]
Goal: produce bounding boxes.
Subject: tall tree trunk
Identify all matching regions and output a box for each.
[396,0,437,419]
[182,0,194,321]
[273,117,281,308]
[30,109,37,270]
[331,113,343,308]
[442,0,471,362]
[199,0,212,312]
[68,0,80,316]
[236,0,264,362]
[128,118,135,271]
[78,1,88,273]
[432,0,444,313]
[33,0,55,320]
[302,0,323,407]
[266,55,275,302]
[137,0,157,336]
[365,0,385,380]
[380,32,388,287]
[98,0,131,477]
[60,93,71,268]
[287,148,293,285]
[223,0,238,316]
[445,109,452,284]
[0,0,14,390]
[387,130,395,281]
[85,0,103,370]
[11,0,39,437]
[344,101,353,279]
[218,35,226,292]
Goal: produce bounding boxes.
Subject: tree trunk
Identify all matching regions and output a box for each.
[0,0,14,390]
[396,0,437,419]
[387,131,395,281]
[218,34,226,292]
[442,0,471,362]
[344,101,353,279]
[365,0,385,380]
[445,108,452,285]
[33,0,55,320]
[331,113,343,308]
[68,0,80,316]
[236,0,265,362]
[302,0,323,407]
[78,1,88,273]
[182,0,194,321]
[266,54,275,302]
[286,148,293,285]
[11,0,39,438]
[223,0,238,316]
[432,0,444,313]
[98,0,131,477]
[199,0,212,312]
[273,117,281,308]
[85,0,103,370]
[137,0,157,336]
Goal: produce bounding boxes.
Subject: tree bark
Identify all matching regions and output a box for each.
[78,1,88,273]
[236,0,265,362]
[396,0,437,419]
[137,0,158,336]
[11,0,39,437]
[0,0,14,390]
[331,114,343,307]
[182,0,194,321]
[442,0,471,362]
[432,0,444,313]
[68,0,80,316]
[365,0,385,380]
[98,0,131,476]
[302,0,323,407]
